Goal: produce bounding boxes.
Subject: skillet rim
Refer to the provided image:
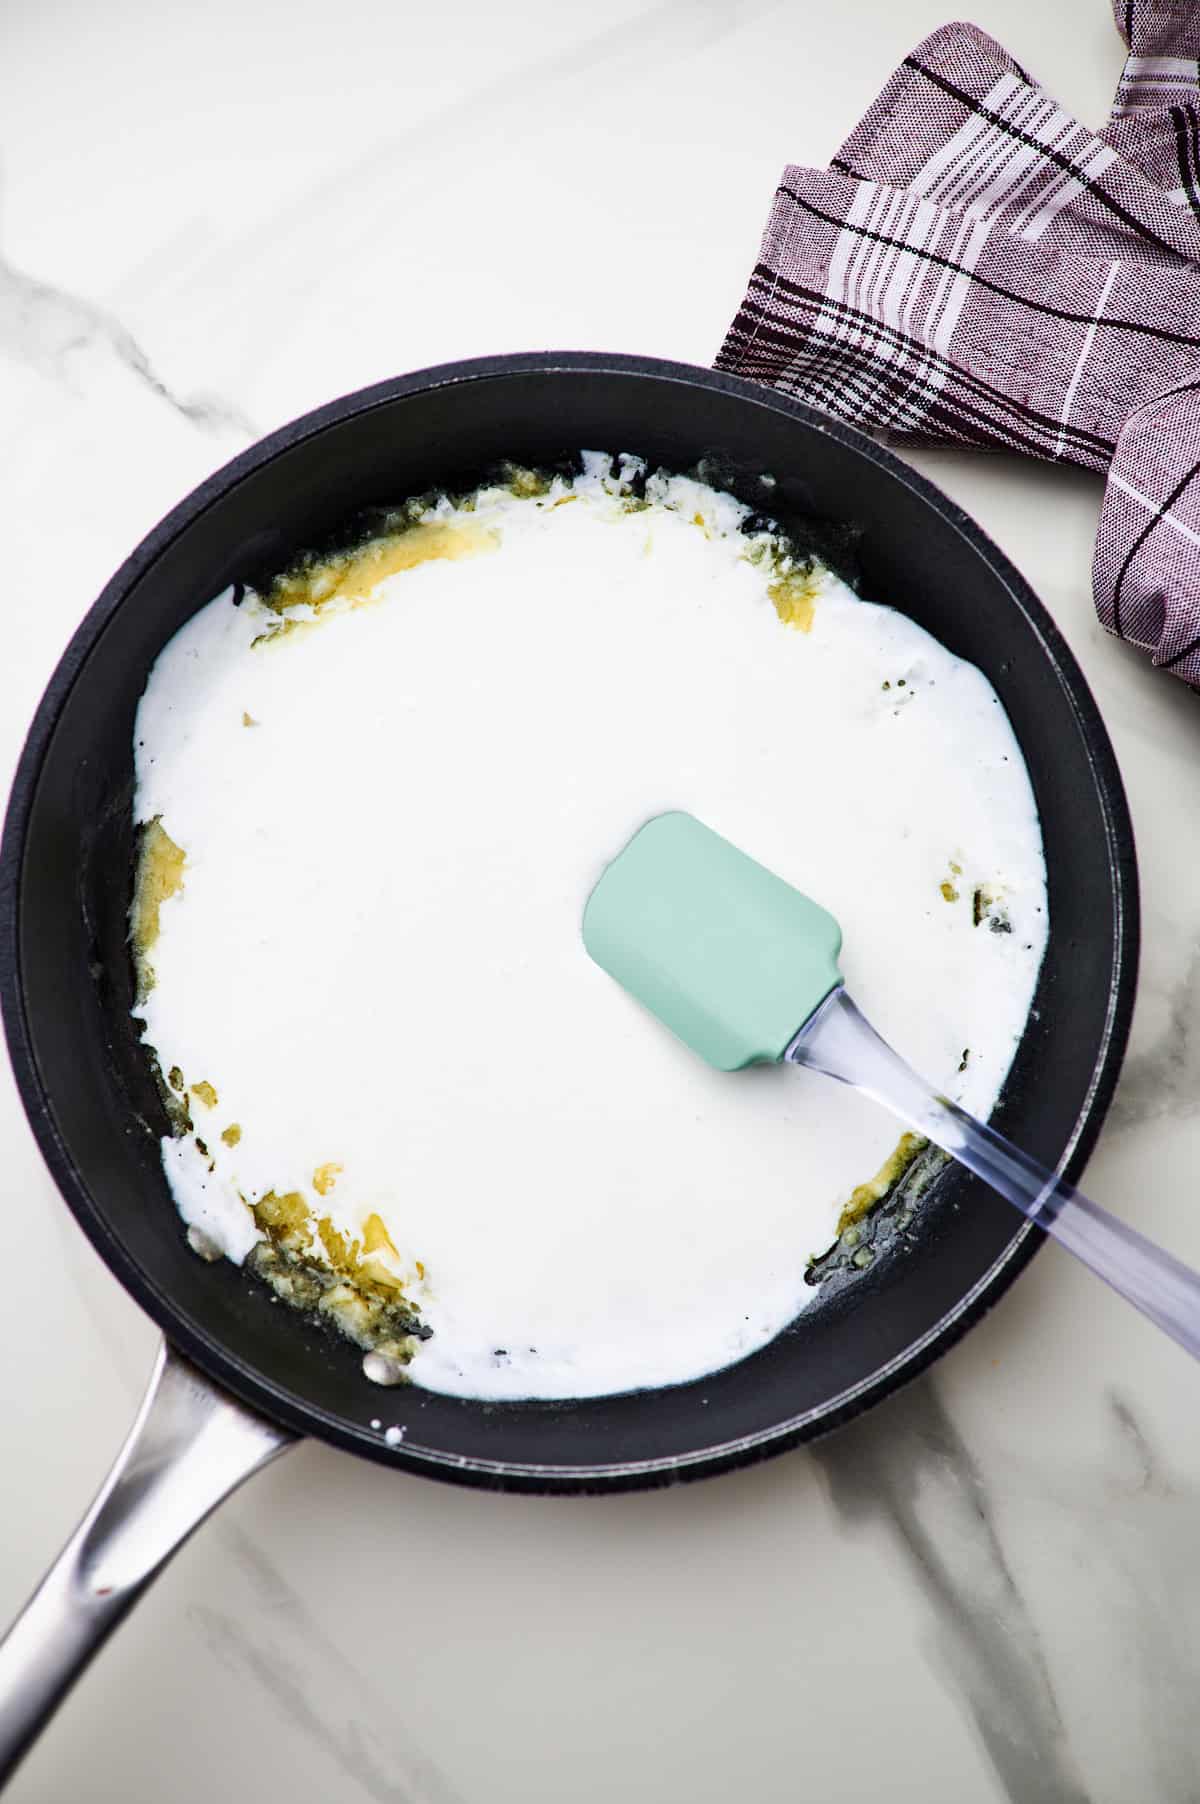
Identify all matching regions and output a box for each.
[0,350,1140,1493]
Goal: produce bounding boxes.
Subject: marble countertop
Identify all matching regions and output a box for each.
[4,1,1200,1798]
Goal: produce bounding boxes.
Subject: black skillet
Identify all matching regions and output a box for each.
[0,353,1137,1779]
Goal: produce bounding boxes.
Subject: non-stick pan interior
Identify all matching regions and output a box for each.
[1,355,1137,1491]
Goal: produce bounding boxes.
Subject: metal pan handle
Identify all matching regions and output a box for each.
[0,1340,294,1788]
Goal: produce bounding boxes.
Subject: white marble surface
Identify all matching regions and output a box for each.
[3,1,1200,1798]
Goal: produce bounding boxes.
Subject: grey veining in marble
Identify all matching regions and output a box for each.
[815,1380,1091,1804]
[194,1523,464,1804]
[0,194,255,441]
[1108,933,1200,1130]
[1092,1392,1200,1804]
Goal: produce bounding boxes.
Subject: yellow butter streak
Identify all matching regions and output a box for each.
[837,1132,927,1235]
[130,817,186,1000]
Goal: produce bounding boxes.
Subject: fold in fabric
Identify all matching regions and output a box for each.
[716,3,1200,682]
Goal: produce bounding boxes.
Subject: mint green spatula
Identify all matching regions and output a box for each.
[583,811,1200,1361]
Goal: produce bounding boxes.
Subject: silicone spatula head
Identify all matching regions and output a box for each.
[582,811,844,1071]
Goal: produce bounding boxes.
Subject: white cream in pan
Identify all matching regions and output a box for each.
[131,455,1048,1402]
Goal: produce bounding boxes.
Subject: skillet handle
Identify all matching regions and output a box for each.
[0,1340,294,1788]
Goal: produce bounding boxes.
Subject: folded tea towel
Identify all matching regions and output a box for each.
[716,2,1200,683]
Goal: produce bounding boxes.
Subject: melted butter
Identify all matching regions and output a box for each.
[837,1132,927,1234]
[505,466,552,499]
[130,818,186,1000]
[316,1214,354,1267]
[768,571,817,632]
[363,1212,400,1259]
[252,1182,417,1315]
[267,520,498,621]
[253,1188,312,1246]
[315,1215,409,1297]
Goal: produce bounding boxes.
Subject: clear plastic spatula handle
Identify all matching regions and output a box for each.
[789,987,1200,1361]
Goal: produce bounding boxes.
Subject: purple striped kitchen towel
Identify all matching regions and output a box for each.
[716,1,1200,683]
